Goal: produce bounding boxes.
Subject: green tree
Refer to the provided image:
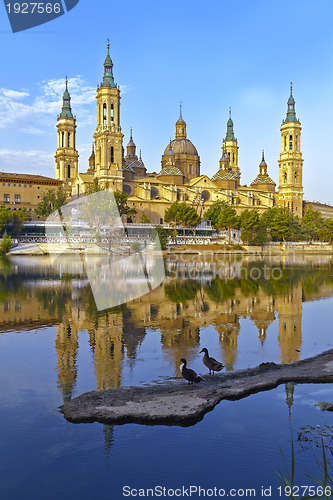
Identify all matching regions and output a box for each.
[239,209,260,245]
[204,200,228,227]
[35,186,67,218]
[140,211,150,223]
[114,190,130,217]
[217,206,240,244]
[318,218,333,243]
[0,204,12,235]
[0,231,12,254]
[153,225,169,250]
[11,208,29,237]
[302,205,323,241]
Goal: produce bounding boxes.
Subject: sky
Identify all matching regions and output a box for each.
[0,0,333,205]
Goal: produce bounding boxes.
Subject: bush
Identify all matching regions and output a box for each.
[0,231,12,254]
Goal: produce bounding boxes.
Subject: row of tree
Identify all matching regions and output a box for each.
[204,200,333,244]
[164,201,201,241]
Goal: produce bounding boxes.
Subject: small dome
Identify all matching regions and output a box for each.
[164,138,198,156]
[259,151,267,168]
[176,117,186,125]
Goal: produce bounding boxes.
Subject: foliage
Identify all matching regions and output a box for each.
[153,225,169,250]
[164,201,201,243]
[35,186,67,218]
[318,219,333,243]
[204,200,228,227]
[239,209,260,245]
[164,280,201,304]
[140,211,150,223]
[216,205,240,244]
[0,204,12,235]
[114,190,130,216]
[11,208,29,237]
[302,205,323,241]
[0,231,12,254]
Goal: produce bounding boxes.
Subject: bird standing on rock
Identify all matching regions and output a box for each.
[200,348,224,374]
[180,358,202,384]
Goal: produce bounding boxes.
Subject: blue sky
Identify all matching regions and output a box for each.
[0,0,333,205]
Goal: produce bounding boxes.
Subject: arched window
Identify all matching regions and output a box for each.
[111,146,114,163]
[67,165,71,178]
[61,132,65,147]
[111,104,114,123]
[189,165,192,174]
[284,136,287,150]
[289,135,293,150]
[68,132,71,148]
[284,172,287,183]
[233,153,235,163]
[103,103,107,125]
[294,172,297,183]
[295,135,298,150]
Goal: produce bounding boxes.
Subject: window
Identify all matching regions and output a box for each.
[68,165,71,178]
[103,103,107,125]
[15,195,20,204]
[284,172,287,183]
[4,194,9,202]
[61,132,65,147]
[294,172,297,183]
[289,135,293,150]
[189,165,192,174]
[68,132,71,147]
[111,104,114,122]
[111,146,114,163]
[284,136,287,150]
[295,135,298,150]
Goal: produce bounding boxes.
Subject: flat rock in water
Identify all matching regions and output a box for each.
[60,349,333,426]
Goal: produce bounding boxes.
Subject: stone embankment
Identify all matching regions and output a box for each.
[61,348,333,427]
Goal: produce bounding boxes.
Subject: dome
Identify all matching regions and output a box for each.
[164,138,198,156]
[176,117,186,125]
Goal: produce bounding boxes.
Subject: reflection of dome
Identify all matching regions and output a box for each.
[164,139,198,156]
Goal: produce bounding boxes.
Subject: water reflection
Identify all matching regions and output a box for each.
[1,254,333,405]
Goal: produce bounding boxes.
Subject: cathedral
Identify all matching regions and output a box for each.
[55,43,304,223]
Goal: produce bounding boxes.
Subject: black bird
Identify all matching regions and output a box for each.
[200,348,224,374]
[180,358,202,384]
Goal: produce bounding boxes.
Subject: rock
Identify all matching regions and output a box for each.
[60,348,333,427]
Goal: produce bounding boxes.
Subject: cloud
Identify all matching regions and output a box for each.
[0,149,54,177]
[0,76,96,133]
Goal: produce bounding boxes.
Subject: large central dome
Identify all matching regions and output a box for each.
[163,138,198,156]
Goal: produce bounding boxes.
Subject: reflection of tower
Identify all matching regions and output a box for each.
[216,313,240,370]
[92,314,124,390]
[103,424,115,459]
[285,382,295,418]
[277,283,302,363]
[161,322,200,375]
[55,323,78,402]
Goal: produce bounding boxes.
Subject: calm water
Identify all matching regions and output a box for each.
[1,253,333,500]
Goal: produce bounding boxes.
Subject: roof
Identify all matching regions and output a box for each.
[0,172,62,184]
[158,166,183,176]
[212,171,239,181]
[251,174,276,186]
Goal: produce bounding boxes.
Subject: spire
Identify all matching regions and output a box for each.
[284,83,297,123]
[175,104,186,138]
[126,128,137,159]
[102,40,116,88]
[225,108,236,141]
[60,77,73,118]
[179,101,182,119]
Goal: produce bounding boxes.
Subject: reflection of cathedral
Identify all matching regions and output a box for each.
[55,43,307,222]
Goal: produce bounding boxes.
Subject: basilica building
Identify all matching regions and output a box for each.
[55,43,305,223]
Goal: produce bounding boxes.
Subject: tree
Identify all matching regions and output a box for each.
[239,209,260,245]
[164,201,201,244]
[217,206,240,244]
[0,204,12,235]
[114,190,130,217]
[35,186,67,218]
[302,205,323,241]
[0,231,12,254]
[204,200,228,228]
[153,225,169,250]
[318,218,333,243]
[140,211,150,223]
[11,208,29,237]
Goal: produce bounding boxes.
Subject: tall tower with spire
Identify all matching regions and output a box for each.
[278,84,303,216]
[93,42,123,190]
[222,109,239,174]
[55,79,79,192]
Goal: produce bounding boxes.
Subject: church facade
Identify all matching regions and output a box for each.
[55,44,305,223]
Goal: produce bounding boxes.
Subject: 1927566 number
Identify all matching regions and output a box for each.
[278,485,332,497]
[6,3,62,14]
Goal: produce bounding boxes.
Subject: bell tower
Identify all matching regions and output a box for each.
[278,84,303,216]
[93,42,123,190]
[55,78,79,194]
[222,108,239,175]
